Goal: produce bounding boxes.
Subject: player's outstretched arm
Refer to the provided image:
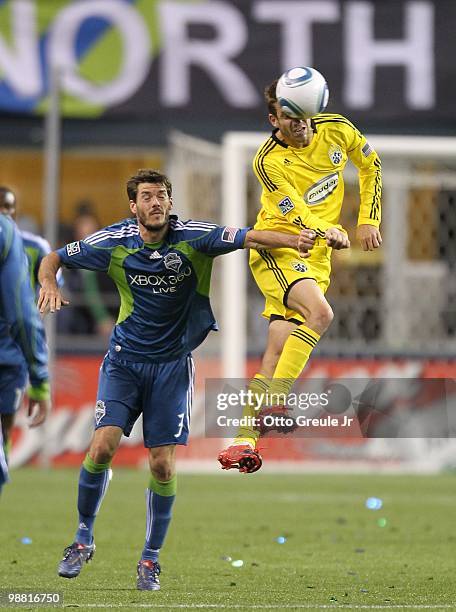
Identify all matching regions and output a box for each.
[356,224,382,251]
[243,229,316,258]
[38,251,69,314]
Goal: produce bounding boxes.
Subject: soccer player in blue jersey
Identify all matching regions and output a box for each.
[0,186,61,470]
[38,169,316,591]
[0,213,50,496]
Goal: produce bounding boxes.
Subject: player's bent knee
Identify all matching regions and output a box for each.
[150,461,174,482]
[148,452,175,482]
[308,304,334,333]
[88,445,115,465]
[88,429,120,464]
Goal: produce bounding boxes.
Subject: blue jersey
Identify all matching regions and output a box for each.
[0,215,49,388]
[57,216,249,362]
[20,229,63,295]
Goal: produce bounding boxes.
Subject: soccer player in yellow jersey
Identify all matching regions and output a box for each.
[219,73,382,473]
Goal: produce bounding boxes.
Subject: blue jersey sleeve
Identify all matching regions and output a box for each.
[187,226,249,256]
[57,239,112,271]
[0,216,49,390]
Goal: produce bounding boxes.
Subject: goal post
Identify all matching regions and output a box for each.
[220,133,255,378]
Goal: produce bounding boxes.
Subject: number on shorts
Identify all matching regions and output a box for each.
[174,412,185,438]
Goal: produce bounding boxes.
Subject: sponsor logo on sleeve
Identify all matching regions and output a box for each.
[304,173,339,205]
[278,196,295,215]
[362,142,373,157]
[66,241,81,256]
[221,227,239,243]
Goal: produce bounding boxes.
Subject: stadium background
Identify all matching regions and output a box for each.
[1,0,455,472]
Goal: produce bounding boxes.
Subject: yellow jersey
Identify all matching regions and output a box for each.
[252,113,382,238]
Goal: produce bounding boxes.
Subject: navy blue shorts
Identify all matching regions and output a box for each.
[95,352,195,447]
[0,363,27,415]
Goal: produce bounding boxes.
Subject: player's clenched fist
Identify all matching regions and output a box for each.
[325,227,350,250]
[297,229,316,258]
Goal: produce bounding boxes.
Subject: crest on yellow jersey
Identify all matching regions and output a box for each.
[293,261,308,273]
[328,144,343,165]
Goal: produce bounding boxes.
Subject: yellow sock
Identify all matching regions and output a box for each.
[270,325,320,397]
[234,374,269,447]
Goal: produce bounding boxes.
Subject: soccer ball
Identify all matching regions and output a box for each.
[276,66,329,119]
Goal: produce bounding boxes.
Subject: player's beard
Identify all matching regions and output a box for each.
[137,209,170,232]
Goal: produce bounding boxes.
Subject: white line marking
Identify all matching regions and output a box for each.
[72,604,455,609]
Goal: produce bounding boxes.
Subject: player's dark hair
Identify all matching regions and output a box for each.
[0,186,16,207]
[264,79,279,117]
[127,170,172,202]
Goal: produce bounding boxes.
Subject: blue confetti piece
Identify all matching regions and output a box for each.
[21,537,32,545]
[365,497,383,510]
[276,536,286,544]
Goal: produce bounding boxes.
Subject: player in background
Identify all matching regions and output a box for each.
[0,214,50,496]
[0,186,63,296]
[0,186,60,475]
[38,169,316,591]
[219,73,382,473]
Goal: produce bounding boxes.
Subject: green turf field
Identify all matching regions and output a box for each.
[1,468,455,610]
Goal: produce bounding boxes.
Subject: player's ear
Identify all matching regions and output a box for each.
[269,113,279,128]
[129,199,137,215]
[169,197,173,210]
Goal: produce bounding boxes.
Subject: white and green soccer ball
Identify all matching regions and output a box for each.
[276,66,329,119]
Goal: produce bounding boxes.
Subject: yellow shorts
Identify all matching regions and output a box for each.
[249,245,331,322]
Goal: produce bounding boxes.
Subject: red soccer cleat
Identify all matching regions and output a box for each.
[218,444,263,473]
[255,406,298,436]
